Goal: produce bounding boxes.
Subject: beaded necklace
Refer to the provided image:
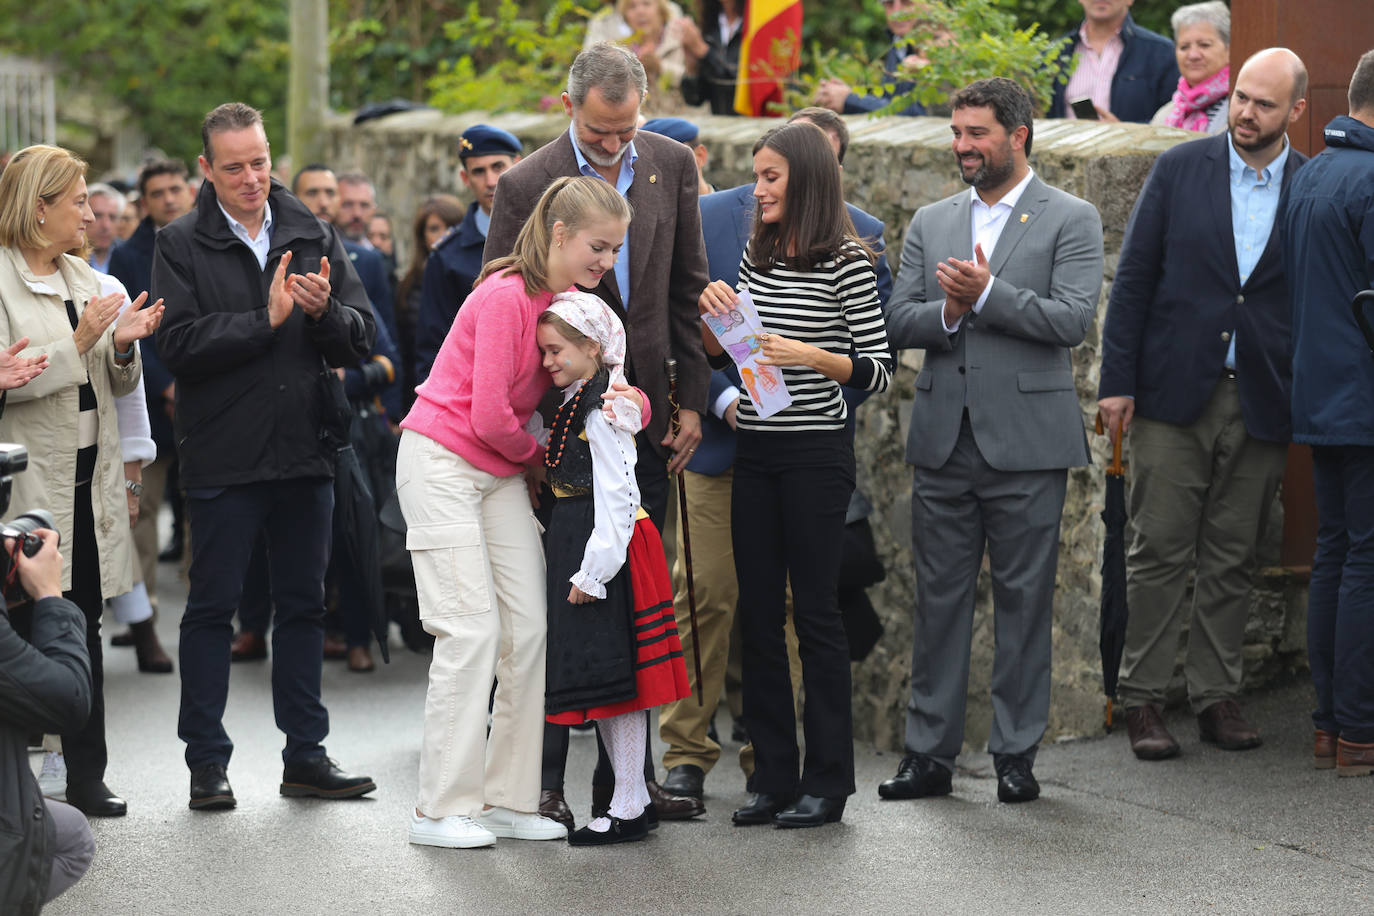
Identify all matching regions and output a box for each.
[545,378,592,472]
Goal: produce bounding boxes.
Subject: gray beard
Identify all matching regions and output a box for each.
[576,138,626,169]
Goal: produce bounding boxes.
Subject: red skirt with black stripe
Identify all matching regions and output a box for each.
[547,517,691,724]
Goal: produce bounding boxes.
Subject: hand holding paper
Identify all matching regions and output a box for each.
[700,289,793,419]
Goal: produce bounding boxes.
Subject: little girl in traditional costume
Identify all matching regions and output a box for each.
[536,290,690,847]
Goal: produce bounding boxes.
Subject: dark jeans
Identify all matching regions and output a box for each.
[179,479,334,769]
[1308,445,1374,743]
[542,438,669,792]
[237,533,272,635]
[61,481,106,786]
[733,428,855,798]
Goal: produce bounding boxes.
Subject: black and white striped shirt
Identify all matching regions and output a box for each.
[727,244,892,433]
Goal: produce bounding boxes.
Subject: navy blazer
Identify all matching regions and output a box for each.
[107,216,175,453]
[1048,14,1179,124]
[690,183,892,474]
[1098,133,1308,443]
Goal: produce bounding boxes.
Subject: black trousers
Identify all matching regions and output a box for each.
[541,438,669,791]
[61,481,106,786]
[733,428,855,798]
[178,479,334,769]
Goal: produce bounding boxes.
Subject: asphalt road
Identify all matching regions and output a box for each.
[34,556,1373,916]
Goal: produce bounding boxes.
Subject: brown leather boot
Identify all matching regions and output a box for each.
[1124,704,1180,760]
[1314,730,1338,770]
[1197,699,1262,750]
[1336,738,1374,777]
[230,631,267,661]
[131,619,173,674]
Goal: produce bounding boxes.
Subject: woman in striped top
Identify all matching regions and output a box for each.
[698,121,892,829]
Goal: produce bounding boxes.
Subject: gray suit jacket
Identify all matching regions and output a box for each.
[885,175,1104,472]
[483,130,710,457]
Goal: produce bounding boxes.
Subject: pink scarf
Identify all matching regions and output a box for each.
[1166,65,1230,132]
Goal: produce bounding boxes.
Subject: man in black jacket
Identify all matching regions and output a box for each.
[1,528,96,914]
[152,102,378,810]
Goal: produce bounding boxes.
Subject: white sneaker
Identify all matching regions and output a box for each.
[475,806,569,840]
[408,813,496,849]
[38,752,65,801]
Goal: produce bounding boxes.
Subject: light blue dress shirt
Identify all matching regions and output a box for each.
[1226,135,1289,369]
[568,123,636,309]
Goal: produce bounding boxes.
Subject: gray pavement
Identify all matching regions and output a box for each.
[36,559,1372,916]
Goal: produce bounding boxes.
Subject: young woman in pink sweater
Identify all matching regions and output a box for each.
[398,176,635,850]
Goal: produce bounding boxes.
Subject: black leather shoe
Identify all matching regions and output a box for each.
[594,783,661,829]
[568,810,650,846]
[280,756,376,799]
[189,763,236,811]
[662,763,705,799]
[774,794,846,828]
[647,779,703,820]
[538,789,574,832]
[994,755,1040,803]
[732,792,794,826]
[878,753,952,800]
[67,780,128,817]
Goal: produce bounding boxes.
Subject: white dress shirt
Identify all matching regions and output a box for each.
[943,168,1036,332]
[218,201,274,270]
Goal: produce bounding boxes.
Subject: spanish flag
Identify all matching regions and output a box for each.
[733,0,803,117]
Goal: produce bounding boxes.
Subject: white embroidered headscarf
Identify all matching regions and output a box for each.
[548,290,638,433]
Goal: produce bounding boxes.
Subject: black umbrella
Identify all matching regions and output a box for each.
[1354,289,1374,355]
[332,440,390,664]
[320,369,390,664]
[1095,414,1128,732]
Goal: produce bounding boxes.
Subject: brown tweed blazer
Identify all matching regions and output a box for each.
[483,129,710,456]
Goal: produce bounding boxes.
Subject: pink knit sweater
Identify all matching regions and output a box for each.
[402,270,554,477]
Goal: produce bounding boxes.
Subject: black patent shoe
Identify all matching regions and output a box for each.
[731,792,794,826]
[280,756,376,799]
[994,754,1040,803]
[189,763,236,811]
[878,752,953,800]
[774,794,846,828]
[67,780,128,817]
[568,810,650,846]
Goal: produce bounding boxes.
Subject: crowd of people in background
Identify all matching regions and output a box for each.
[3,0,1374,908]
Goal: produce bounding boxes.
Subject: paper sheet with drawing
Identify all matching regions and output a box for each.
[701,289,793,419]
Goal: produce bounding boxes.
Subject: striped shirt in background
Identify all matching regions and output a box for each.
[730,243,892,433]
[1064,26,1124,118]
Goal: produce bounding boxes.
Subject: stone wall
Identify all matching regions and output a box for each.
[321,111,1311,753]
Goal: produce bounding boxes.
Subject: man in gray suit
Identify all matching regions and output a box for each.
[879,78,1104,803]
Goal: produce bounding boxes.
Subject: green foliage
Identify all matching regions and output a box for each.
[427,0,592,114]
[0,0,289,166]
[790,0,1072,116]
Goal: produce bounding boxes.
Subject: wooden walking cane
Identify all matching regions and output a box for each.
[665,358,704,705]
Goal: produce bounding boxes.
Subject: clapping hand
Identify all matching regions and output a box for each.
[113,291,165,356]
[73,292,124,355]
[936,243,990,325]
[288,256,333,319]
[0,338,47,391]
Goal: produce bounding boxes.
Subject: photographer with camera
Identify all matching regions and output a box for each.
[1,526,96,913]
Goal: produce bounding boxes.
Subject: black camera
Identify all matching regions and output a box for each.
[0,443,57,606]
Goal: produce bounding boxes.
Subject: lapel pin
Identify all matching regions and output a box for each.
[649,174,657,183]
[1019,213,1029,223]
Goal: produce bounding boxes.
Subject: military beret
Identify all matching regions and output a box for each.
[640,117,700,146]
[458,124,522,161]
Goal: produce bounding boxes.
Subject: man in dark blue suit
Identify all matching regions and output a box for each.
[1097,49,1309,760]
[811,0,928,117]
[108,159,194,657]
[657,107,891,806]
[413,125,522,386]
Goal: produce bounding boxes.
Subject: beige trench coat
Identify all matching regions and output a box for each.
[0,247,141,595]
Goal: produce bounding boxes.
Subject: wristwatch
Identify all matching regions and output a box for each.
[125,479,144,498]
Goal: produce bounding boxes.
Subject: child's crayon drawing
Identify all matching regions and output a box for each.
[702,290,792,419]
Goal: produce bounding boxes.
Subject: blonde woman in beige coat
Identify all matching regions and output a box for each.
[0,145,163,818]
